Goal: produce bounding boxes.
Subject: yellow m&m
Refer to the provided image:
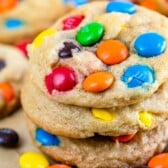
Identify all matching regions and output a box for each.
[92,108,116,121]
[33,29,56,48]
[139,111,154,129]
[19,152,49,168]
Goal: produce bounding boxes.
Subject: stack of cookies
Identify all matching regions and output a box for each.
[22,1,168,167]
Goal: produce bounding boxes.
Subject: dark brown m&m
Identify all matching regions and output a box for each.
[58,42,80,59]
[0,128,19,147]
[0,60,6,71]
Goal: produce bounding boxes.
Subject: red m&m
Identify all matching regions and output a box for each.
[15,40,31,58]
[63,15,85,30]
[45,67,76,94]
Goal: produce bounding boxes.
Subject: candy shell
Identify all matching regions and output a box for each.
[97,40,129,65]
[35,128,60,146]
[83,72,114,92]
[4,18,25,29]
[106,1,136,14]
[19,152,49,168]
[76,22,104,46]
[0,83,14,103]
[63,15,85,30]
[33,29,56,48]
[148,153,168,168]
[112,134,136,143]
[121,64,155,88]
[0,0,18,13]
[134,32,166,57]
[45,67,76,93]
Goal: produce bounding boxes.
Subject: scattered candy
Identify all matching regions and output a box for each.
[48,164,72,168]
[15,40,31,57]
[121,64,155,88]
[4,18,25,29]
[134,32,166,57]
[45,67,76,93]
[92,108,115,121]
[76,22,104,46]
[106,1,136,14]
[0,60,6,71]
[83,72,114,92]
[58,42,80,58]
[63,15,85,30]
[148,153,168,168]
[96,40,129,65]
[112,134,136,143]
[0,83,14,103]
[19,152,49,168]
[33,29,56,48]
[139,111,154,129]
[0,0,18,13]
[36,128,60,146]
[0,128,19,147]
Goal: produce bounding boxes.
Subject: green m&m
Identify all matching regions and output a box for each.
[76,22,104,46]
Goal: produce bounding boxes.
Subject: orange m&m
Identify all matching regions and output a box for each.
[0,83,14,103]
[112,134,136,143]
[83,72,114,92]
[96,40,129,65]
[48,164,72,168]
[148,153,168,168]
[0,0,18,13]
[140,0,157,10]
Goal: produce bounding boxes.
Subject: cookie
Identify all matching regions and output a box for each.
[28,1,168,108]
[27,117,168,168]
[21,74,168,138]
[0,44,28,118]
[0,0,72,44]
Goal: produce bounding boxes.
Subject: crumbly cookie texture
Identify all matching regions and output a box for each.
[27,117,168,168]
[0,0,71,44]
[21,74,168,138]
[28,1,168,108]
[0,44,28,118]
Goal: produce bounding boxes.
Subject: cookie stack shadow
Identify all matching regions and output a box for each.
[21,1,168,168]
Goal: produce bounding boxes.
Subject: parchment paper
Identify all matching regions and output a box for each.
[0,109,40,168]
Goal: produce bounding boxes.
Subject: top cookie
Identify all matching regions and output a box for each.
[29,1,168,108]
[0,0,71,44]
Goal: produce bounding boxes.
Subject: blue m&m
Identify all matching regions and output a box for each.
[134,32,166,57]
[106,1,136,14]
[35,128,60,146]
[121,64,155,88]
[4,18,25,29]
[63,0,88,6]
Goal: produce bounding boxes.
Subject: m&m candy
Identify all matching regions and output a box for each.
[45,67,76,93]
[83,72,114,92]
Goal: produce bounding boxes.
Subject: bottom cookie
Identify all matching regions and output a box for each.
[27,117,168,168]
